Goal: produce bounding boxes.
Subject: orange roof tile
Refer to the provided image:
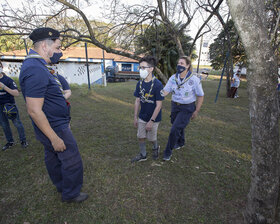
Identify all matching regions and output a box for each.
[2,47,138,62]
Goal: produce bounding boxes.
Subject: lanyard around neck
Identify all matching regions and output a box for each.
[25,54,64,94]
[139,76,156,102]
[175,71,192,89]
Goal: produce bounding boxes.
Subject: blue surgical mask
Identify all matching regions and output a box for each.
[50,52,63,64]
[176,65,186,74]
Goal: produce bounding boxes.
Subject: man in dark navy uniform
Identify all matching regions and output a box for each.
[19,27,88,203]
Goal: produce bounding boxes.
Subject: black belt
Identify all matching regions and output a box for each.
[172,101,182,105]
[172,101,195,106]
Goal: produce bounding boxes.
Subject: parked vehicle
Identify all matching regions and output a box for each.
[105,66,139,82]
[201,68,210,75]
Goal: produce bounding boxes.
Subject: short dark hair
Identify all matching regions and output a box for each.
[139,56,157,67]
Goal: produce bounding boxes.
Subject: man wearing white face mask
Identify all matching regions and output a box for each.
[19,27,88,203]
[131,56,164,162]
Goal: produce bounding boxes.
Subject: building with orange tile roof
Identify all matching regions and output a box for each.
[0,47,140,85]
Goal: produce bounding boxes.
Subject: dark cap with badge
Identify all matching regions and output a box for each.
[29,27,60,44]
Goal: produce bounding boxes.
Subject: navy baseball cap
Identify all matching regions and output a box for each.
[29,27,60,43]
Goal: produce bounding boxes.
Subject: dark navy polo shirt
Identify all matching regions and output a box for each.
[57,74,70,90]
[0,74,18,105]
[19,49,70,135]
[134,77,164,122]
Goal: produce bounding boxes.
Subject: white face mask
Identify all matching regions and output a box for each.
[0,67,3,73]
[140,69,149,79]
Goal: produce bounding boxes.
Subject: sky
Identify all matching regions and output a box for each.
[2,0,221,46]
[79,0,221,41]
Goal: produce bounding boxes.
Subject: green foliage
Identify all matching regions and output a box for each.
[0,30,27,53]
[44,16,117,49]
[209,20,247,70]
[135,23,196,78]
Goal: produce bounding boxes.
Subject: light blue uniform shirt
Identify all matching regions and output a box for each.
[231,73,240,88]
[163,73,204,104]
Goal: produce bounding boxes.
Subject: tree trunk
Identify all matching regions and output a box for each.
[225,61,230,96]
[227,0,280,223]
[226,38,233,97]
[213,6,233,97]
[155,67,168,84]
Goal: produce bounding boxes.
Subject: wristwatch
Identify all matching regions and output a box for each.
[150,119,155,122]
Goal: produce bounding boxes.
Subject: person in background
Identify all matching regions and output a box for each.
[230,70,241,98]
[131,56,164,162]
[46,66,72,123]
[0,61,28,151]
[57,74,72,123]
[277,74,280,91]
[277,73,280,109]
[58,74,71,100]
[160,56,204,161]
[19,27,88,203]
[46,66,71,100]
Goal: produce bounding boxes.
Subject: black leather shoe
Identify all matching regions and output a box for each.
[62,192,89,203]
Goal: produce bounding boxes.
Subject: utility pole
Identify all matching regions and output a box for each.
[85,42,91,89]
[102,49,107,86]
[196,35,203,73]
[23,39,28,55]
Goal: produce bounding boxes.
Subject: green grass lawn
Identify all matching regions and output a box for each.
[0,78,251,224]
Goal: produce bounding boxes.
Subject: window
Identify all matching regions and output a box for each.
[121,63,132,71]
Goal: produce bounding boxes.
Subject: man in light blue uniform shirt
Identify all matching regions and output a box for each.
[161,56,204,161]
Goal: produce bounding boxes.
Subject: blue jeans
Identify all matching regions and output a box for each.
[0,104,26,143]
[164,102,196,157]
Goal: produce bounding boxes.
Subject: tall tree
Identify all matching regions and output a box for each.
[0,0,226,83]
[227,0,279,223]
[195,0,234,96]
[0,30,27,53]
[135,23,196,79]
[209,20,247,70]
[266,0,280,62]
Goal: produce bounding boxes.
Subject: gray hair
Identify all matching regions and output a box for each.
[34,38,56,49]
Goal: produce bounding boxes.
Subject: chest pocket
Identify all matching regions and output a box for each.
[183,85,194,98]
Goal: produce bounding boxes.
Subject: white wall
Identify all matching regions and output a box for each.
[1,61,103,85]
[51,62,102,85]
[1,61,22,77]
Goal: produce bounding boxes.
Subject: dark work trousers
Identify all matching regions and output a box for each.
[0,104,26,143]
[163,101,196,157]
[37,127,83,200]
[230,87,238,98]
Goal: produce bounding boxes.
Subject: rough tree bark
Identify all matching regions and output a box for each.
[227,0,280,223]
